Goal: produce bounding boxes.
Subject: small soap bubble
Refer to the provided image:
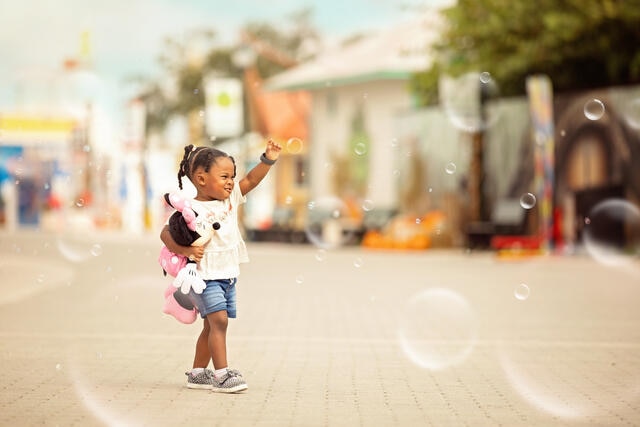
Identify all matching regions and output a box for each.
[362,199,374,212]
[354,142,367,156]
[354,257,363,268]
[315,249,326,262]
[295,274,304,284]
[75,198,85,208]
[287,137,303,154]
[514,283,530,300]
[445,162,457,175]
[520,193,536,209]
[55,363,62,371]
[90,244,102,257]
[584,99,605,121]
[479,71,492,83]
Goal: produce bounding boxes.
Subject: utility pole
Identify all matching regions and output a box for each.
[468,78,490,222]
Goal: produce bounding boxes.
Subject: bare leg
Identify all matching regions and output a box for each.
[206,310,229,369]
[192,318,210,368]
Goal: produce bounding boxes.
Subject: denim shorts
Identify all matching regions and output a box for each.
[189,278,237,318]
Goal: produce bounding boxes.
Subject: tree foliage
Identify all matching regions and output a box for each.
[411,0,640,106]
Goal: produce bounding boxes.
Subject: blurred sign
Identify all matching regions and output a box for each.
[526,75,555,252]
[0,115,76,134]
[204,77,243,138]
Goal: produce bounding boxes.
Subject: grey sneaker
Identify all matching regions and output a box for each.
[185,369,215,389]
[211,368,248,393]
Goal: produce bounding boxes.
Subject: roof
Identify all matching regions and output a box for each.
[265,12,444,91]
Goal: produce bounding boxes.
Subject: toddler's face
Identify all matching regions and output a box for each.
[195,157,235,201]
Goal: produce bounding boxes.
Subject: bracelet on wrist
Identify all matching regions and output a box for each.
[260,152,277,165]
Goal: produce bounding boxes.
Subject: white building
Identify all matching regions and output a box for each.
[266,12,444,213]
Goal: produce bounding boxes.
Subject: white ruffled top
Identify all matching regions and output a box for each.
[189,183,249,280]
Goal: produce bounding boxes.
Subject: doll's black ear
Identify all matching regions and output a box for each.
[164,193,172,207]
[168,211,199,246]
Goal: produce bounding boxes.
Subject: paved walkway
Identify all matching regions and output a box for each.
[1,229,639,426]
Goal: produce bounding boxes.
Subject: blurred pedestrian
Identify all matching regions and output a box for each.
[160,139,281,393]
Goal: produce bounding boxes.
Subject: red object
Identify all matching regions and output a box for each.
[553,207,564,249]
[491,235,542,250]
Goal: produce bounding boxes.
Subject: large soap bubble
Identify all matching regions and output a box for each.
[583,198,640,267]
[440,72,501,133]
[304,196,358,249]
[397,288,477,371]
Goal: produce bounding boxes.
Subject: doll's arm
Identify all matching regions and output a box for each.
[160,225,205,262]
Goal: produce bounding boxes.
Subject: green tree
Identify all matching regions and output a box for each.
[411,0,640,106]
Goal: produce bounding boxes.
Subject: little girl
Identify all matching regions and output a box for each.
[160,139,281,393]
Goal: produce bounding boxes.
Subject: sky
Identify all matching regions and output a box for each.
[0,0,451,126]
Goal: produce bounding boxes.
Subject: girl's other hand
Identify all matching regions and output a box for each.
[185,246,205,263]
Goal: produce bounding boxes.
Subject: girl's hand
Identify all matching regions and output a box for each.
[184,246,205,263]
[265,139,282,161]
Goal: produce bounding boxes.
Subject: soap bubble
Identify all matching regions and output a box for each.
[305,196,356,249]
[520,193,537,210]
[57,236,100,263]
[441,72,501,133]
[498,282,640,420]
[361,199,374,212]
[397,288,477,371]
[445,162,457,175]
[583,198,640,267]
[623,98,640,130]
[354,142,367,156]
[286,137,303,154]
[514,283,530,300]
[90,244,103,257]
[584,99,605,121]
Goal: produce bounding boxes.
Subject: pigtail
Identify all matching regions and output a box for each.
[177,144,194,190]
[228,155,237,178]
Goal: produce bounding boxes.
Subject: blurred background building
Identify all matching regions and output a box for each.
[1,0,639,257]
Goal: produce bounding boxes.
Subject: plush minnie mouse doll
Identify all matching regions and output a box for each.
[159,192,219,324]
